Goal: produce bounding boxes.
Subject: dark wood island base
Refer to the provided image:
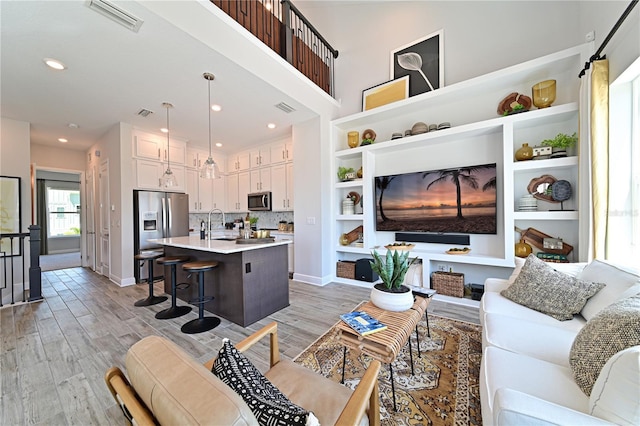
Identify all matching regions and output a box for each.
[159,242,290,327]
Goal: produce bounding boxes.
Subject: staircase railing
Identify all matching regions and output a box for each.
[210,0,339,97]
[0,225,42,306]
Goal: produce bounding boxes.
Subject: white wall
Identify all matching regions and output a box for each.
[1,117,32,300]
[296,1,584,116]
[31,144,86,171]
[86,122,135,286]
[579,1,639,81]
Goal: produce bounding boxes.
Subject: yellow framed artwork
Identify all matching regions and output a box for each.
[362,76,409,111]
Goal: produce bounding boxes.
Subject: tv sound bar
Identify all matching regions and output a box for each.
[395,233,470,246]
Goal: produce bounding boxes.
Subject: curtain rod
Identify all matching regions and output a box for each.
[579,0,638,78]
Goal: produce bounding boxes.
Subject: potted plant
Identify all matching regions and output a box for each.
[249,216,259,230]
[369,249,418,311]
[541,132,578,158]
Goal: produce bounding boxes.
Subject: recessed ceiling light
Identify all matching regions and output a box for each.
[67,123,79,129]
[58,138,68,143]
[160,128,168,133]
[44,58,66,70]
[215,142,222,147]
[211,104,222,112]
[267,123,276,129]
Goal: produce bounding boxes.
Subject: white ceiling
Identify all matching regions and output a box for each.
[0,0,318,154]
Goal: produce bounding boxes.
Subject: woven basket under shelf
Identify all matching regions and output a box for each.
[431,271,465,298]
[337,261,356,279]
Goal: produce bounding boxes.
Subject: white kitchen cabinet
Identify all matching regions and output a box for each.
[134,130,186,165]
[187,169,226,212]
[226,171,250,212]
[135,159,185,192]
[272,232,294,274]
[270,163,293,211]
[250,168,271,192]
[228,151,251,172]
[211,174,226,210]
[270,141,293,164]
[250,148,271,168]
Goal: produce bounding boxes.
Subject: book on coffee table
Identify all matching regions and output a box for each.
[340,311,387,336]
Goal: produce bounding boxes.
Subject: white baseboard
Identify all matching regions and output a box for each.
[292,272,332,286]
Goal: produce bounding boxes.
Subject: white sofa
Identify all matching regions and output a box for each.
[479,257,640,425]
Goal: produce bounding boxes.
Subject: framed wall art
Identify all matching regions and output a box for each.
[0,175,22,257]
[362,75,409,111]
[390,29,444,97]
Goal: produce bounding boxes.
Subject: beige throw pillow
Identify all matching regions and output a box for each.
[570,293,640,396]
[501,255,605,321]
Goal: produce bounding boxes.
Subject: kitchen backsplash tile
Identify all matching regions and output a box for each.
[189,211,293,231]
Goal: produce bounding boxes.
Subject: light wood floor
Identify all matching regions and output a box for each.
[0,267,479,425]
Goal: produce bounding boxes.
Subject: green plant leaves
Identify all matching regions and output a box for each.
[369,249,418,289]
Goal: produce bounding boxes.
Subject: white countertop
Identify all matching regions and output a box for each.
[149,235,291,254]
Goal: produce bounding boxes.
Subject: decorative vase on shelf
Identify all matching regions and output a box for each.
[532,79,556,108]
[515,143,534,161]
[515,239,533,258]
[347,131,359,148]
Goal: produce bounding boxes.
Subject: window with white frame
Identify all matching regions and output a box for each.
[607,58,640,265]
[46,187,81,237]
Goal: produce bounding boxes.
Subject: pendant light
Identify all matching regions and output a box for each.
[200,72,221,179]
[161,102,177,188]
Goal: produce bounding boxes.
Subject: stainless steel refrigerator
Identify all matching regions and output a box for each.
[134,190,189,283]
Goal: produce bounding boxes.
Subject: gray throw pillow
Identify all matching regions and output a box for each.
[501,254,605,321]
[570,293,640,395]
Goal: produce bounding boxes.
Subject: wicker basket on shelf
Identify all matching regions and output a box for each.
[431,271,465,298]
[337,261,356,279]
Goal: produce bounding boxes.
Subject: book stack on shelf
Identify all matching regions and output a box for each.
[340,311,387,336]
[536,252,569,263]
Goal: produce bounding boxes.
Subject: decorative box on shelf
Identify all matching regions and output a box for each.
[431,271,465,298]
[337,260,356,279]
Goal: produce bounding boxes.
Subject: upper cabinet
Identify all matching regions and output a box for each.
[270,141,293,163]
[133,130,186,165]
[132,129,187,191]
[250,147,271,168]
[228,151,251,172]
[330,44,591,285]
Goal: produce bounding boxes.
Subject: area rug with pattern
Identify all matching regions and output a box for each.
[293,313,483,425]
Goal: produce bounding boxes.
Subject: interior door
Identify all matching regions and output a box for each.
[99,160,110,277]
[86,168,96,271]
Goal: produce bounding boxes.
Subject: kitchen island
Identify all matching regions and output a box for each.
[150,236,291,327]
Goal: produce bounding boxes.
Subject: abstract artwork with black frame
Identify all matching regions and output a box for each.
[0,175,22,257]
[390,30,444,98]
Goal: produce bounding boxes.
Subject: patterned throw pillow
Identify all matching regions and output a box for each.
[212,339,314,426]
[570,293,640,395]
[501,254,605,321]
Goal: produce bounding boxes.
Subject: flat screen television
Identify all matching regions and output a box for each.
[374,163,497,234]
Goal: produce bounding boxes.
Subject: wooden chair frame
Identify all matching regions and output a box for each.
[105,321,381,426]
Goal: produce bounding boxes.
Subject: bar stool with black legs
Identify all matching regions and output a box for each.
[134,251,167,307]
[181,260,221,334]
[155,255,192,319]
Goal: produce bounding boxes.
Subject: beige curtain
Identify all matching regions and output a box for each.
[590,60,610,259]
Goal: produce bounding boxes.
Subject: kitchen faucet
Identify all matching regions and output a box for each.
[207,208,225,239]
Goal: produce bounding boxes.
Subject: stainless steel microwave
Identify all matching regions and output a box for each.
[248,191,272,211]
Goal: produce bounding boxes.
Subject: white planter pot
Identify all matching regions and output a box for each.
[370,284,414,312]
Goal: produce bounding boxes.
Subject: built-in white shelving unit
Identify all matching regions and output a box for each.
[330,44,590,298]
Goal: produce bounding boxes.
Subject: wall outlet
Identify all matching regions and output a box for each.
[437,264,447,272]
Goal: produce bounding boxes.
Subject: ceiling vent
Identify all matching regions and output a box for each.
[137,108,153,118]
[87,0,144,32]
[274,102,296,113]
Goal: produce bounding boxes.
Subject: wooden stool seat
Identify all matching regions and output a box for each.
[157,256,190,266]
[181,260,221,334]
[182,261,219,272]
[135,251,163,261]
[155,256,192,320]
[134,251,167,307]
